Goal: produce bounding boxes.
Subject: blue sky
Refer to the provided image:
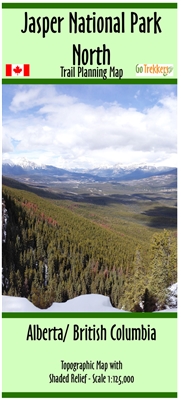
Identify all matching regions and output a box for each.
[2,84,177,169]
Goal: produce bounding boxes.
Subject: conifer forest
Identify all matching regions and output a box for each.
[2,175,177,312]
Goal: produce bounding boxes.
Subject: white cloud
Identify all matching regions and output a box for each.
[9,86,77,112]
[3,86,177,168]
[2,127,14,153]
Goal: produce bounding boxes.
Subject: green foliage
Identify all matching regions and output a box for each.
[2,185,177,311]
[120,248,146,311]
[148,230,177,310]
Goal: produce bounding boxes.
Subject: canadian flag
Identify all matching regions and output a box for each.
[6,64,30,76]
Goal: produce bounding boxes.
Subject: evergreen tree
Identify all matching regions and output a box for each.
[149,230,173,310]
[120,248,146,311]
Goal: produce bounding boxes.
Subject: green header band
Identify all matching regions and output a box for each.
[2,312,178,318]
[2,79,178,85]
[2,3,178,9]
[1,392,178,398]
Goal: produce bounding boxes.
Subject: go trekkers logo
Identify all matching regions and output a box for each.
[136,64,173,77]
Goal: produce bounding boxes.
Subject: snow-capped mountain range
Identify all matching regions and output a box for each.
[2,158,46,170]
[2,158,177,182]
[85,163,175,178]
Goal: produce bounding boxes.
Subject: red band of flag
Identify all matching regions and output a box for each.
[6,64,12,76]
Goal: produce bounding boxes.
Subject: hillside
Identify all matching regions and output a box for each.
[2,180,177,312]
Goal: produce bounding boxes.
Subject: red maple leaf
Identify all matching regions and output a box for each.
[13,66,22,75]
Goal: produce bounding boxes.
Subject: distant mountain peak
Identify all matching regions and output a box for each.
[2,157,176,183]
[2,159,15,167]
[3,157,46,170]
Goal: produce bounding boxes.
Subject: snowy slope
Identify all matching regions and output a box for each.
[2,294,177,312]
[2,294,127,312]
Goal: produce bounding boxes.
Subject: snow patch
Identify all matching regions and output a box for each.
[2,294,177,312]
[166,283,178,309]
[2,294,127,312]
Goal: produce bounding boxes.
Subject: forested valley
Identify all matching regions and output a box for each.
[2,183,177,312]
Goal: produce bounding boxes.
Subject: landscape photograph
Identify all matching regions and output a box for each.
[2,84,177,312]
